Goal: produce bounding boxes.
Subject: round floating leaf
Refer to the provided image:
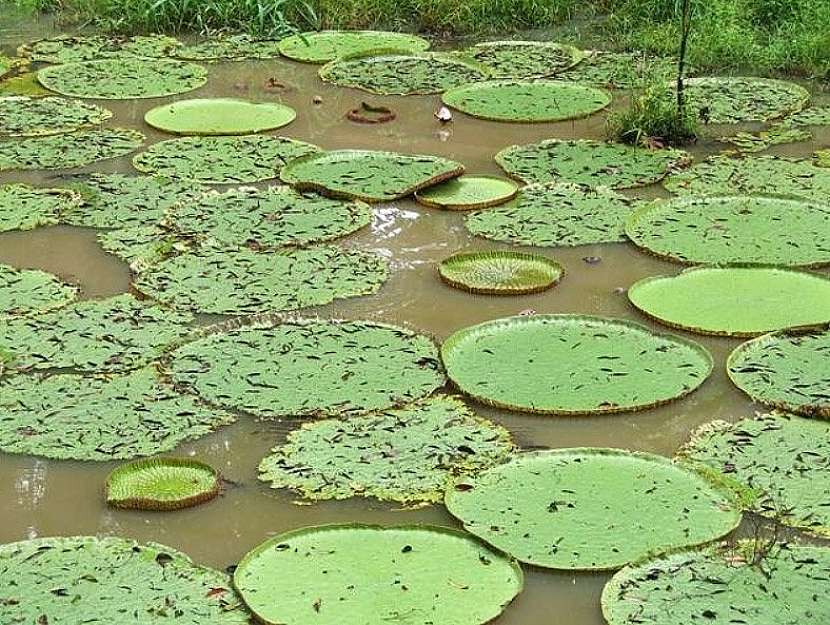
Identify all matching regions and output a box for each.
[133,134,320,184]
[107,457,221,509]
[628,267,830,337]
[780,105,830,127]
[145,98,296,136]
[0,263,77,315]
[0,127,144,171]
[0,293,193,373]
[259,395,514,503]
[0,183,81,233]
[438,251,563,295]
[414,174,518,210]
[0,95,111,137]
[602,541,830,625]
[626,195,830,267]
[165,317,444,419]
[718,125,812,154]
[445,449,740,570]
[279,30,430,63]
[0,536,248,624]
[280,149,464,201]
[319,52,489,95]
[132,246,389,315]
[19,34,180,63]
[441,314,712,414]
[558,50,677,88]
[442,80,610,122]
[37,58,208,99]
[465,40,583,79]
[98,225,179,267]
[496,138,689,187]
[465,182,635,247]
[234,524,522,625]
[727,323,830,418]
[171,34,285,60]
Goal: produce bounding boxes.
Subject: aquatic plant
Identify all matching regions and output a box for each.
[0,95,112,137]
[438,251,563,295]
[0,183,81,232]
[278,30,429,63]
[0,263,78,315]
[0,128,144,171]
[106,457,221,510]
[463,40,583,79]
[414,175,518,210]
[144,98,296,135]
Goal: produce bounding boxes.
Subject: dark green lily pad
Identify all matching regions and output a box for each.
[438,251,563,295]
[107,457,221,509]
[171,34,285,60]
[234,525,522,625]
[445,449,740,570]
[626,195,830,267]
[280,149,464,201]
[465,182,636,247]
[0,293,192,373]
[133,135,319,184]
[278,30,430,63]
[465,40,583,79]
[0,263,77,315]
[414,175,518,210]
[98,225,179,267]
[0,536,247,623]
[0,95,112,137]
[677,77,810,124]
[145,98,296,135]
[629,267,830,337]
[164,317,444,418]
[719,125,812,153]
[19,34,180,63]
[780,105,830,127]
[0,128,144,171]
[0,183,81,233]
[259,395,514,503]
[496,139,690,187]
[558,50,677,88]
[727,323,830,418]
[442,314,712,414]
[38,58,208,99]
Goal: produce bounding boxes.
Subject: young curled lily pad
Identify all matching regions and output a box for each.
[438,251,563,295]
[558,50,677,88]
[259,395,514,504]
[445,449,741,570]
[144,98,296,136]
[677,76,810,123]
[0,263,77,315]
[0,183,81,233]
[234,524,523,625]
[414,175,518,210]
[278,30,430,63]
[465,40,583,79]
[0,128,144,172]
[107,457,221,510]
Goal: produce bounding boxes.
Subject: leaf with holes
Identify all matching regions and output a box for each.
[0,96,112,137]
[0,183,81,233]
[0,128,144,171]
[0,263,77,315]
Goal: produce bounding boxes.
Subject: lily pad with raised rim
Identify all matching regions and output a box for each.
[780,105,830,127]
[170,34,285,60]
[98,225,179,267]
[19,34,181,63]
[719,125,812,153]
[0,128,144,172]
[279,30,430,63]
[438,251,563,295]
[107,457,221,509]
[0,95,112,137]
[0,183,81,233]
[0,263,77,315]
[145,98,296,135]
[558,50,677,88]
[465,40,583,79]
[414,174,518,210]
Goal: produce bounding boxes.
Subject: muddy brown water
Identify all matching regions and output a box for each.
[2,9,830,624]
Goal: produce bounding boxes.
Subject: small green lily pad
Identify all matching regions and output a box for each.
[144,98,296,135]
[170,34,285,60]
[465,40,583,79]
[0,128,144,171]
[278,30,430,63]
[0,95,112,137]
[0,183,81,233]
[677,77,810,124]
[414,175,518,210]
[107,457,221,510]
[558,50,677,88]
[438,251,563,295]
[0,263,77,315]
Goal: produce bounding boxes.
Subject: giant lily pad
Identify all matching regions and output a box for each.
[628,267,830,337]
[496,139,689,187]
[37,58,208,99]
[98,225,179,267]
[132,246,389,315]
[145,98,296,135]
[442,80,610,122]
[0,536,247,623]
[445,449,740,570]
[677,77,809,124]
[780,105,830,128]
[259,395,514,503]
[0,367,235,461]
[727,324,830,418]
[0,95,112,137]
[602,541,830,625]
[438,251,563,295]
[441,314,712,414]
[279,30,430,63]
[0,293,192,373]
[0,264,77,315]
[0,183,81,233]
[0,128,144,171]
[170,34,285,60]
[626,195,830,267]
[718,125,812,153]
[133,135,319,184]
[465,182,636,247]
[234,524,522,625]
[465,41,583,79]
[106,457,221,509]
[558,50,677,88]
[414,175,518,210]
[164,317,444,418]
[319,52,489,95]
[19,34,180,63]
[280,149,464,201]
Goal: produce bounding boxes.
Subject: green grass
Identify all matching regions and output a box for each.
[606,80,699,147]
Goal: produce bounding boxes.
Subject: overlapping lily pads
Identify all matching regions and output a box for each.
[164,317,444,419]
[445,449,740,570]
[106,457,221,509]
[496,139,690,187]
[0,183,80,232]
[133,134,319,184]
[727,324,830,418]
[0,264,77,315]
[465,41,583,79]
[0,536,247,623]
[0,95,112,137]
[628,267,830,337]
[278,30,430,63]
[170,34,285,60]
[558,50,677,88]
[438,251,563,295]
[0,128,144,171]
[441,314,712,414]
[19,34,180,63]
[414,175,518,210]
[98,225,178,267]
[144,98,296,135]
[259,395,514,503]
[280,149,464,201]
[234,525,522,625]
[780,105,830,127]
[677,77,810,124]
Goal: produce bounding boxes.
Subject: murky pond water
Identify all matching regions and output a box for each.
[2,9,829,624]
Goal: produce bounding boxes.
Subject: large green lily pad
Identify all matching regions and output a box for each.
[98,225,180,267]
[626,195,830,267]
[442,80,610,123]
[0,293,192,373]
[0,95,111,137]
[442,314,712,415]
[106,457,221,510]
[438,251,563,295]
[0,263,77,315]
[727,323,830,418]
[0,367,235,461]
[319,52,489,95]
[279,30,430,63]
[445,449,740,570]
[145,98,296,135]
[167,186,371,249]
[718,125,812,154]
[37,58,208,99]
[132,246,389,315]
[558,50,677,89]
[19,34,180,63]
[465,182,636,247]
[780,105,830,127]
[133,135,319,184]
[0,183,81,232]
[0,128,144,171]
[164,317,444,418]
[414,175,518,210]
[170,34,285,60]
[280,149,464,201]
[496,138,689,187]
[234,524,522,625]
[259,395,514,504]
[602,541,830,625]
[629,267,830,337]
[0,536,247,623]
[465,40,583,79]
[677,77,810,124]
